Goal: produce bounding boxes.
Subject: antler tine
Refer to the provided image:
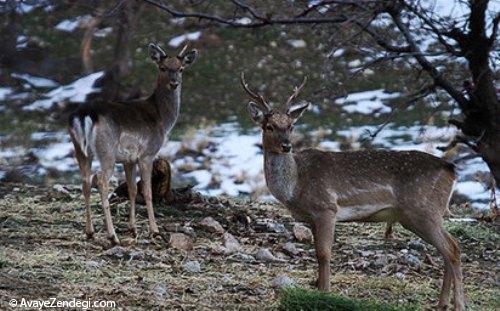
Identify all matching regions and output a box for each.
[178,44,189,58]
[240,72,270,112]
[283,76,308,111]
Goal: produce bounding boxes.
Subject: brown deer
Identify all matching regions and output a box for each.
[240,73,465,310]
[68,43,197,245]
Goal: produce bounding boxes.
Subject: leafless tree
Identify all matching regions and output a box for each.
[141,0,500,188]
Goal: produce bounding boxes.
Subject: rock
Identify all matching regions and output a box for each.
[169,233,193,251]
[52,184,70,194]
[228,252,255,262]
[212,245,227,255]
[183,260,201,273]
[272,274,295,288]
[153,285,167,300]
[267,222,286,233]
[85,260,101,268]
[371,254,388,268]
[181,225,196,237]
[223,232,241,254]
[359,250,375,257]
[200,216,225,234]
[104,246,126,258]
[255,248,277,262]
[293,224,313,242]
[408,240,426,252]
[128,250,144,261]
[402,254,421,268]
[395,272,405,279]
[283,242,300,256]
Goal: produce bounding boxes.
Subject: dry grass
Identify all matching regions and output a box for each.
[0,183,498,310]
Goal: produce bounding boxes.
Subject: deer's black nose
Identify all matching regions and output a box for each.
[170,80,179,89]
[281,142,292,153]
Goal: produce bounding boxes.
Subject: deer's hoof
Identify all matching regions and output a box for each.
[128,226,138,238]
[85,229,95,239]
[384,233,396,240]
[108,234,121,246]
[149,230,160,239]
[149,226,160,237]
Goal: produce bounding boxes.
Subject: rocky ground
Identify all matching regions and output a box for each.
[0,183,498,310]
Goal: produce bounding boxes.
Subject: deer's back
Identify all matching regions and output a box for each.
[68,99,162,132]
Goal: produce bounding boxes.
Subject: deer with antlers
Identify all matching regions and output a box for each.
[68,44,197,245]
[241,73,465,310]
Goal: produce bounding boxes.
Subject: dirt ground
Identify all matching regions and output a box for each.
[0,183,498,310]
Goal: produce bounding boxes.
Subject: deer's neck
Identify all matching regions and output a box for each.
[264,151,298,204]
[153,75,181,133]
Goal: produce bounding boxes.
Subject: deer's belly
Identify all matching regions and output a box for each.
[336,204,395,222]
[115,133,157,163]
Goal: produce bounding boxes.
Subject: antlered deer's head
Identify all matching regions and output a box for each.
[149,43,198,90]
[241,73,309,154]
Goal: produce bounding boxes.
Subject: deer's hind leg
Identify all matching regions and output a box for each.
[124,163,138,237]
[400,215,464,311]
[75,146,94,239]
[96,158,120,245]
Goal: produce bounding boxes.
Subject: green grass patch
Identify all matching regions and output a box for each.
[278,288,417,311]
[446,223,499,242]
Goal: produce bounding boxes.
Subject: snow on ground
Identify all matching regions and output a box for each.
[12,73,59,88]
[287,39,307,48]
[168,31,202,48]
[3,123,495,208]
[55,15,92,32]
[336,89,400,115]
[0,88,13,100]
[24,71,104,111]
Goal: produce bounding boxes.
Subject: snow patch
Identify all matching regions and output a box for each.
[168,31,202,48]
[55,15,91,32]
[12,73,59,88]
[24,71,104,111]
[287,39,307,48]
[336,89,400,115]
[0,88,13,100]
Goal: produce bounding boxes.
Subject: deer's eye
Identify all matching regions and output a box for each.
[288,125,294,131]
[265,125,274,132]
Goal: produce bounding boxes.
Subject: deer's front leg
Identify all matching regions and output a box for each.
[312,210,335,292]
[139,157,159,237]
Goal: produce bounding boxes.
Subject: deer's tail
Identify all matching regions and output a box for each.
[69,114,94,158]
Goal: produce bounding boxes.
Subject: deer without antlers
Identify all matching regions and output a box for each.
[241,73,465,310]
[68,43,197,245]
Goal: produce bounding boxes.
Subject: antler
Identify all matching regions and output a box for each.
[282,76,308,112]
[240,72,270,112]
[178,44,189,58]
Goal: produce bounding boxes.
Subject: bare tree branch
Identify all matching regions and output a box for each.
[387,10,470,111]
[488,13,500,46]
[402,2,464,56]
[141,0,348,27]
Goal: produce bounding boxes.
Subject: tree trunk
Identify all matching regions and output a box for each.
[459,0,500,187]
[81,7,104,75]
[97,0,139,101]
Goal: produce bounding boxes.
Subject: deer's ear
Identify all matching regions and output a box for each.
[248,102,265,124]
[288,102,309,123]
[181,49,198,66]
[149,43,166,63]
